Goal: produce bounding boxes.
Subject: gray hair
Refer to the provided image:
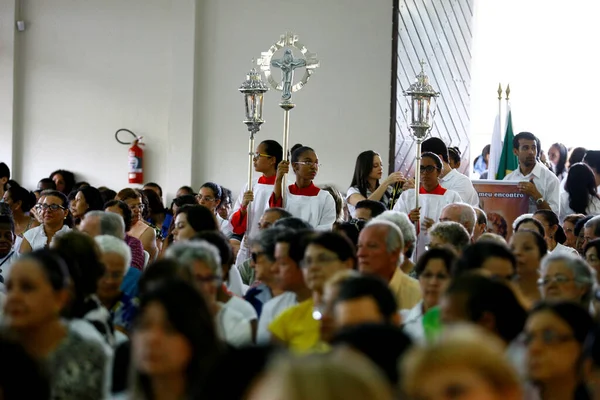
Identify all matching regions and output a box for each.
[585,215,600,237]
[165,240,222,277]
[250,227,284,261]
[428,221,470,252]
[373,211,416,258]
[374,210,416,245]
[86,211,126,239]
[540,253,597,306]
[364,219,404,257]
[94,235,132,272]
[441,203,477,236]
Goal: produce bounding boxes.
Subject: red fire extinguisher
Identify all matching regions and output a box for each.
[116,129,144,184]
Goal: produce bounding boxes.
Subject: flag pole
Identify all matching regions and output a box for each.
[505,83,511,107]
[497,83,503,133]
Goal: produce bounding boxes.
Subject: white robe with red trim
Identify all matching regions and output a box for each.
[393,186,462,258]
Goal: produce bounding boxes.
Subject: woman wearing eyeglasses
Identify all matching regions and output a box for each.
[523,301,594,400]
[197,182,234,239]
[392,152,461,258]
[538,253,595,310]
[269,144,336,230]
[116,188,158,262]
[20,190,71,253]
[230,140,282,263]
[401,247,454,343]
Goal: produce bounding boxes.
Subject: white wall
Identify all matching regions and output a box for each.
[3,0,393,199]
[471,0,600,159]
[12,0,175,191]
[192,0,393,195]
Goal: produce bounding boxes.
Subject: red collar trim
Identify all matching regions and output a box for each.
[289,183,320,196]
[258,175,276,185]
[419,185,447,195]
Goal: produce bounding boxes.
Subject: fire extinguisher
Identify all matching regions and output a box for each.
[115,129,144,184]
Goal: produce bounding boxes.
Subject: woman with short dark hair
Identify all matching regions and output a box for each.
[20,190,71,253]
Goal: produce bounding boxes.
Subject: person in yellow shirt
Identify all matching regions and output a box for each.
[269,231,355,352]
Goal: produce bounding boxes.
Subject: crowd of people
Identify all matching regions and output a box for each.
[0,132,600,399]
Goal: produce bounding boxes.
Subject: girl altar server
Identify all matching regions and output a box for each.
[230,140,283,264]
[393,152,461,258]
[269,144,336,230]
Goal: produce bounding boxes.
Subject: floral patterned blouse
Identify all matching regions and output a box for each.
[46,328,107,399]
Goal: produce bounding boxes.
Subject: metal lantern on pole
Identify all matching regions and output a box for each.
[239,68,268,191]
[403,61,440,210]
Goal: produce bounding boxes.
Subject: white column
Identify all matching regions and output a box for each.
[0,0,17,173]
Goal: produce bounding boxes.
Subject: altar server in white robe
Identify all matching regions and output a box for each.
[269,144,336,230]
[230,140,282,265]
[393,152,462,259]
[421,137,480,207]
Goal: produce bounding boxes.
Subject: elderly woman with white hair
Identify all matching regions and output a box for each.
[165,240,252,347]
[95,235,138,337]
[538,253,596,311]
[428,221,471,254]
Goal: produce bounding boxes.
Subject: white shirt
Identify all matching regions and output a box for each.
[559,191,600,222]
[503,162,561,215]
[281,187,336,230]
[440,168,480,206]
[22,224,71,251]
[223,295,258,322]
[217,214,233,239]
[345,185,393,217]
[216,303,252,347]
[551,242,579,256]
[227,265,246,296]
[256,292,297,344]
[400,301,425,343]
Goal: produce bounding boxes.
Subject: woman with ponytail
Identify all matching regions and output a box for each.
[269,144,336,230]
[230,140,282,264]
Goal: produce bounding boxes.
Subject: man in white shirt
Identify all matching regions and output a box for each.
[503,132,560,215]
[421,137,480,206]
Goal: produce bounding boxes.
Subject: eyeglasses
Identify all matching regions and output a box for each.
[129,203,145,211]
[294,161,321,168]
[196,195,216,202]
[300,254,340,268]
[519,330,575,346]
[252,152,272,159]
[420,165,440,174]
[36,204,66,212]
[537,274,574,286]
[564,228,574,234]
